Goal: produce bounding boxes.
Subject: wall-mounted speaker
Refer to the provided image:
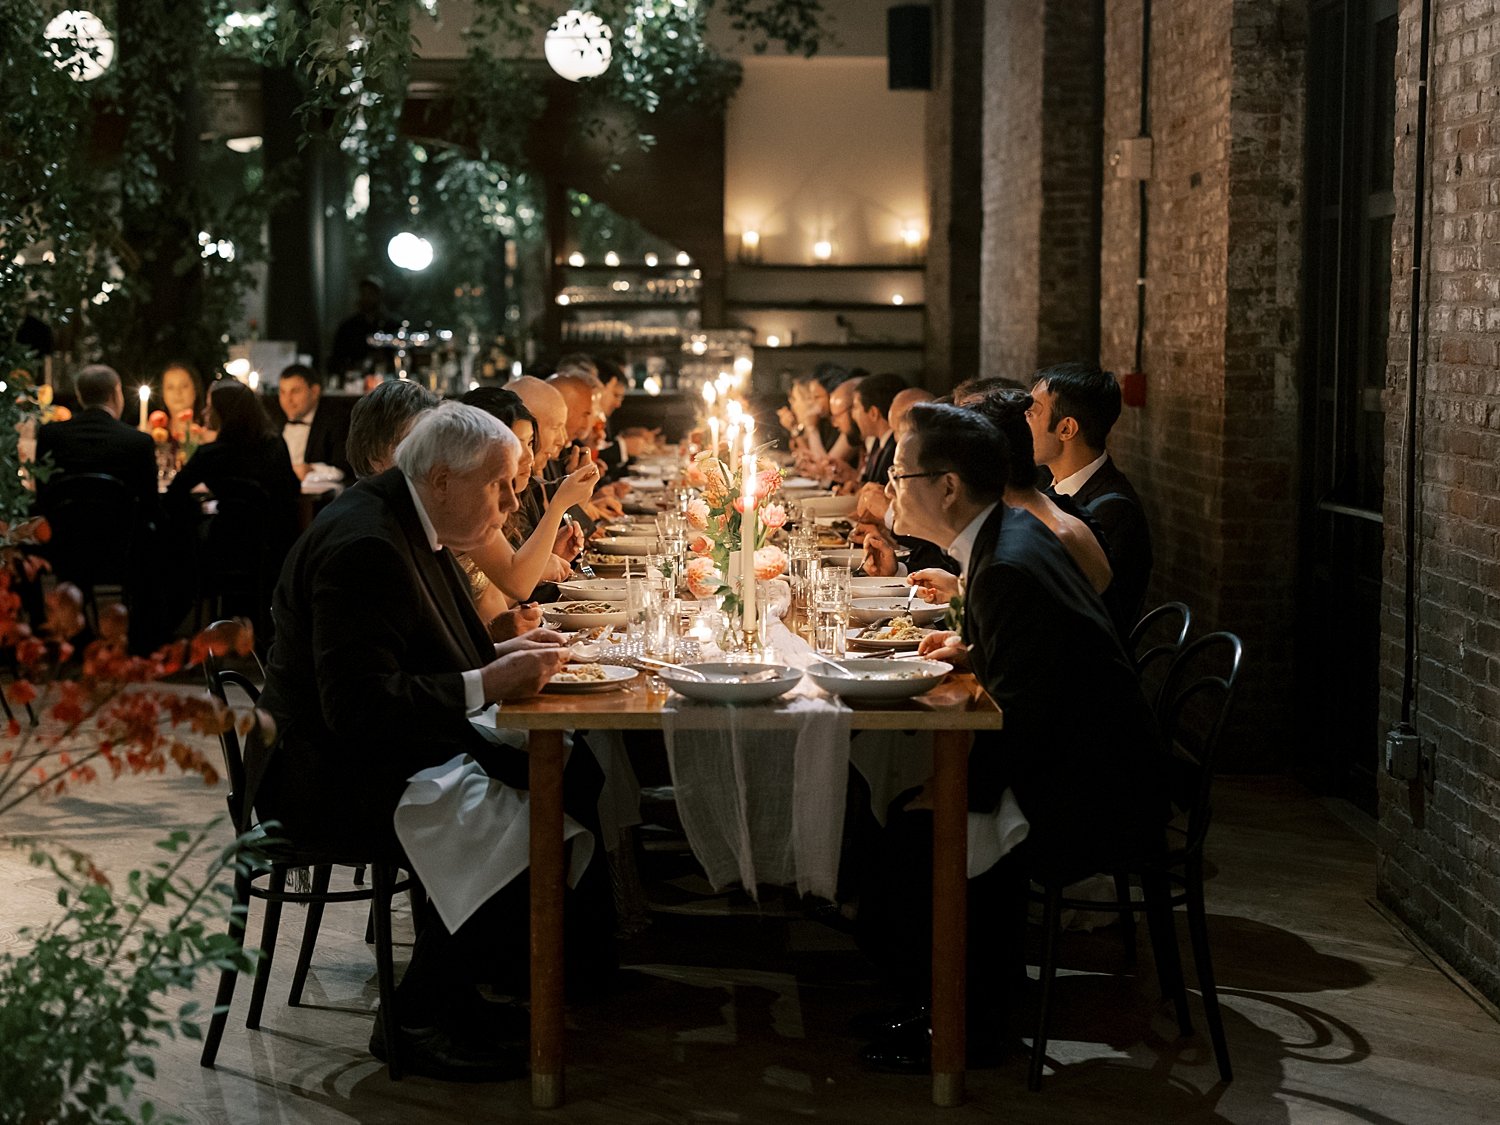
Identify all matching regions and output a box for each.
[888,4,933,91]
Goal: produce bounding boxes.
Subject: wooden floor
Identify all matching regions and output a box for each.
[6,742,1500,1124]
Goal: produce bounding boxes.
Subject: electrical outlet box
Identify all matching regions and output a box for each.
[1113,136,1153,180]
[1386,727,1421,781]
[1419,739,1437,791]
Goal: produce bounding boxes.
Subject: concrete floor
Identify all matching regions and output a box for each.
[5,729,1500,1124]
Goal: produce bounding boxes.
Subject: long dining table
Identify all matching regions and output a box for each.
[502,669,1003,1109]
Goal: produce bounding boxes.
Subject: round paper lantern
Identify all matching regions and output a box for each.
[544,10,612,82]
[387,232,434,272]
[44,10,115,81]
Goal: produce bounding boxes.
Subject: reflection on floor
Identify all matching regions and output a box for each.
[5,761,1500,1124]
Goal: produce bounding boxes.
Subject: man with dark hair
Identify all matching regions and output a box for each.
[346,379,441,479]
[36,364,157,515]
[856,401,1163,1074]
[851,371,907,486]
[277,363,351,481]
[1029,362,1153,629]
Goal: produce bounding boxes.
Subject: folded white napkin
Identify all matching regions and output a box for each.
[967,789,1030,877]
[394,753,594,932]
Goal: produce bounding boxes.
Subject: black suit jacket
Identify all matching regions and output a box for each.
[35,408,158,517]
[1060,455,1153,636]
[166,435,302,558]
[279,401,352,478]
[860,433,897,487]
[255,468,520,852]
[962,504,1164,874]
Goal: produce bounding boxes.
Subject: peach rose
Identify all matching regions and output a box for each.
[686,497,709,529]
[760,503,786,530]
[757,467,784,497]
[753,545,788,581]
[688,533,712,555]
[685,556,724,599]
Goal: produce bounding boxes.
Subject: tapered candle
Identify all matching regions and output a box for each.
[741,419,757,638]
[137,384,150,431]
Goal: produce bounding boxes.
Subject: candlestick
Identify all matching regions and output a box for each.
[708,416,719,458]
[137,384,150,431]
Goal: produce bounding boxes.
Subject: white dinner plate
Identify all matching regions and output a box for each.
[800,495,858,517]
[780,476,822,490]
[556,578,635,601]
[591,536,658,556]
[542,665,639,694]
[818,549,865,568]
[850,576,910,598]
[656,662,804,704]
[539,600,629,629]
[847,626,933,652]
[806,658,952,702]
[848,598,948,626]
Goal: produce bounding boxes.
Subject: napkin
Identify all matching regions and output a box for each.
[394,753,594,932]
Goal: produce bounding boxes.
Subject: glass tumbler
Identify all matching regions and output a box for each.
[813,565,851,656]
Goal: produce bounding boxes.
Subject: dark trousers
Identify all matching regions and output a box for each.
[857,791,1029,1021]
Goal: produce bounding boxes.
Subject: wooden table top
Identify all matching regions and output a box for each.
[497,672,1002,732]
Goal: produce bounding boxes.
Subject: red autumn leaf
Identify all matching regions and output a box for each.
[7,680,37,705]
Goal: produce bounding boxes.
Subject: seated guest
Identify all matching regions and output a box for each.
[969,388,1113,596]
[800,375,864,489]
[952,374,1025,403]
[459,386,596,616]
[36,363,157,516]
[856,403,1163,1073]
[594,357,660,480]
[166,379,301,556]
[157,360,211,444]
[851,372,907,487]
[512,375,605,535]
[779,374,840,459]
[277,363,351,480]
[255,403,610,1080]
[554,351,601,385]
[1028,362,1154,628]
[345,378,441,479]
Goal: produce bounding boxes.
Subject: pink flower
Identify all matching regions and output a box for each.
[757,467,783,497]
[688,533,712,555]
[753,545,788,581]
[686,497,709,529]
[685,557,724,599]
[760,503,786,530]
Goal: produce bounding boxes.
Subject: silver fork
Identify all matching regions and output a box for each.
[564,513,597,579]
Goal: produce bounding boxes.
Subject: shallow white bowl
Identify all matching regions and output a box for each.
[850,576,910,598]
[591,536,658,556]
[800,494,858,517]
[806,658,952,701]
[848,598,947,626]
[657,662,803,704]
[556,579,635,601]
[539,601,629,629]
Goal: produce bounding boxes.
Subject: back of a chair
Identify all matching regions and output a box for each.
[43,473,138,590]
[1130,601,1192,711]
[1156,631,1243,857]
[202,630,263,835]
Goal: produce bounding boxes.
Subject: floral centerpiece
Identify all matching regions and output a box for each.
[681,442,788,632]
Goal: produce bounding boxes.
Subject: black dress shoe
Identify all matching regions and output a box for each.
[848,1004,929,1040]
[858,1023,1008,1074]
[452,991,530,1044]
[369,1009,528,1083]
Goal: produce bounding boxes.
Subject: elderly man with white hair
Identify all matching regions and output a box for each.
[256,402,608,1083]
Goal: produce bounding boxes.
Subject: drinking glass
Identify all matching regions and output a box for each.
[813,565,850,656]
[626,580,658,643]
[645,594,679,660]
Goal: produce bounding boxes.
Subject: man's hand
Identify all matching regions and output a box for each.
[917,629,969,668]
[562,444,590,473]
[542,552,574,582]
[292,462,311,482]
[553,519,584,560]
[490,602,543,642]
[853,482,888,524]
[587,493,624,519]
[824,457,858,484]
[479,641,571,702]
[861,526,899,578]
[606,479,631,499]
[908,568,959,604]
[555,461,601,510]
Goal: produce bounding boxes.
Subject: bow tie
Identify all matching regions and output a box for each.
[285,419,309,426]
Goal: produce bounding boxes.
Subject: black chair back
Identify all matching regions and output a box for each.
[1130,601,1192,710]
[42,472,138,591]
[202,631,263,835]
[1156,631,1243,856]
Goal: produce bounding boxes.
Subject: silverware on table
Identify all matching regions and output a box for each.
[564,513,597,579]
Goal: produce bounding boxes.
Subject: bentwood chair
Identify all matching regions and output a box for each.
[40,472,139,631]
[198,630,416,1077]
[1028,632,1244,1090]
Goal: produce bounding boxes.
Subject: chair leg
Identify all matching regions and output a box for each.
[287,864,333,1007]
[246,868,286,1030]
[1113,868,1137,968]
[371,863,403,1080]
[364,900,376,945]
[1185,855,1232,1083]
[1140,869,1192,1037]
[1028,881,1064,1092]
[201,867,253,1068]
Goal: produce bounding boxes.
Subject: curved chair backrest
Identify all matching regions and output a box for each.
[43,472,138,587]
[1130,601,1192,711]
[1156,631,1243,856]
[202,622,264,835]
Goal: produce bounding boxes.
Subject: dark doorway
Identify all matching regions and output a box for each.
[1300,0,1398,812]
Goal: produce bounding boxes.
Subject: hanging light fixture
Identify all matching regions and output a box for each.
[544,10,612,82]
[44,10,115,81]
[387,232,434,272]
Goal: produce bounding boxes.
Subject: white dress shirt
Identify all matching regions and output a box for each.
[405,476,489,713]
[282,407,313,466]
[945,502,1000,578]
[1050,451,1109,497]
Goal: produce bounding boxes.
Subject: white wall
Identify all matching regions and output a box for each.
[724,56,928,265]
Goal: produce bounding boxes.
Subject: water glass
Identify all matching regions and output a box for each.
[627,580,658,641]
[813,566,850,656]
[645,595,679,660]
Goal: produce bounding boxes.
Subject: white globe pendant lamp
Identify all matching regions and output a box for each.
[45,10,115,81]
[545,9,612,82]
[387,232,434,272]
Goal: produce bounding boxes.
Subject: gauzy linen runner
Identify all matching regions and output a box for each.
[661,625,851,903]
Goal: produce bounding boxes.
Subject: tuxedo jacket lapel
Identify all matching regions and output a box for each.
[386,479,489,668]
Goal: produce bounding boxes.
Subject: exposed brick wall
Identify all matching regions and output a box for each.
[1378,0,1500,1005]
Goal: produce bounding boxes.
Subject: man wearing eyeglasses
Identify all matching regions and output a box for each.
[855,402,1164,1076]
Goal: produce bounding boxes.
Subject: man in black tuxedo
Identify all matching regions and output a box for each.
[256,402,600,1081]
[35,364,157,515]
[856,403,1164,1073]
[276,364,351,480]
[1028,362,1153,632]
[852,372,906,488]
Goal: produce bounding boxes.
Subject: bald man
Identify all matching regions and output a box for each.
[547,373,598,445]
